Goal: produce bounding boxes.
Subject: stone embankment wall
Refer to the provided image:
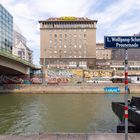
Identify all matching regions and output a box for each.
[0,83,140,94]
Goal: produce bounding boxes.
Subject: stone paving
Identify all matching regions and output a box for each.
[0,133,140,140]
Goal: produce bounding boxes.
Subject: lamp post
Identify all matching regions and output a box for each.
[43,48,46,84]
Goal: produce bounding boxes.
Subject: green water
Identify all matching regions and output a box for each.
[0,93,138,134]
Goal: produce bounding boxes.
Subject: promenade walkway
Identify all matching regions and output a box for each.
[0,133,140,140]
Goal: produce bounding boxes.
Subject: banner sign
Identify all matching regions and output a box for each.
[104,36,140,49]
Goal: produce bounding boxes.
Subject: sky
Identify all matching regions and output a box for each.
[1,0,140,65]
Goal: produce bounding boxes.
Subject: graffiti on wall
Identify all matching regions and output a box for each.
[93,71,112,77]
[0,75,23,84]
[46,68,83,83]
[46,68,114,83]
[84,70,112,78]
[0,75,42,84]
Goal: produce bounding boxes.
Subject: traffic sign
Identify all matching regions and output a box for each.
[104,36,140,49]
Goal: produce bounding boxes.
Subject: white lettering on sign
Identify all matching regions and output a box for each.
[107,37,111,42]
[116,43,138,48]
[105,36,140,49]
[131,37,140,42]
[111,37,130,43]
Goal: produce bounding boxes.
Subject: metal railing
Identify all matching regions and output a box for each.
[0,49,35,68]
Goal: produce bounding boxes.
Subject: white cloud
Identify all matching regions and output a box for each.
[93,0,132,24]
[1,0,140,64]
[34,0,96,17]
[90,0,140,41]
[0,0,97,64]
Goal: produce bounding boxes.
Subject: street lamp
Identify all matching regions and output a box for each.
[42,48,46,84]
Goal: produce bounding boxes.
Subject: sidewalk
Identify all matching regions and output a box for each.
[0,133,139,140]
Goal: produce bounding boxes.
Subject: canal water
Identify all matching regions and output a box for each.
[0,93,139,134]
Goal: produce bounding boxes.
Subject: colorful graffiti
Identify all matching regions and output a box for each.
[92,71,112,77]
[46,68,83,83]
[45,68,115,83]
[0,75,42,84]
[84,70,112,79]
[0,75,23,84]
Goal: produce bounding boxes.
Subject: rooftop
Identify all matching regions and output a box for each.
[39,16,97,22]
[47,17,91,21]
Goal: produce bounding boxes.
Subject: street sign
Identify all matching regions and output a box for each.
[104,87,120,93]
[104,35,140,140]
[104,36,140,49]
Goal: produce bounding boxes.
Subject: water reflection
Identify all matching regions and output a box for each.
[0,93,139,134]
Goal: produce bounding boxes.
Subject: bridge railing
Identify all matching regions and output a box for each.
[0,49,35,68]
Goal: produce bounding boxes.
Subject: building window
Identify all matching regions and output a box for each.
[59,39,62,45]
[49,34,52,38]
[84,34,86,38]
[84,39,87,44]
[60,34,62,38]
[65,34,67,38]
[54,39,57,43]
[69,39,72,45]
[84,29,86,32]
[49,39,52,43]
[54,34,57,38]
[79,34,82,38]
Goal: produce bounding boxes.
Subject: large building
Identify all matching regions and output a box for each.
[96,43,111,60]
[111,34,140,61]
[0,4,13,53]
[111,49,140,61]
[13,25,33,63]
[39,17,97,69]
[95,43,112,69]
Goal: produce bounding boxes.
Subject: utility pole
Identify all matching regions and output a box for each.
[43,48,46,84]
[124,48,128,140]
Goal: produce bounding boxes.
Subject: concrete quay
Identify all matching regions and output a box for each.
[0,83,140,94]
[0,133,140,140]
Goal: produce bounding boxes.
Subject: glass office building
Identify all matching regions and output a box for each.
[0,4,13,53]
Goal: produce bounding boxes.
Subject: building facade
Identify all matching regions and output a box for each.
[111,34,140,61]
[39,17,97,69]
[96,43,111,59]
[0,4,13,53]
[13,25,33,63]
[111,49,140,61]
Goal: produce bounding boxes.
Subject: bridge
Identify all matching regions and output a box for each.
[0,49,39,75]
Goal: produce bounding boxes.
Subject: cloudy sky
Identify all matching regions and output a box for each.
[1,0,140,65]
